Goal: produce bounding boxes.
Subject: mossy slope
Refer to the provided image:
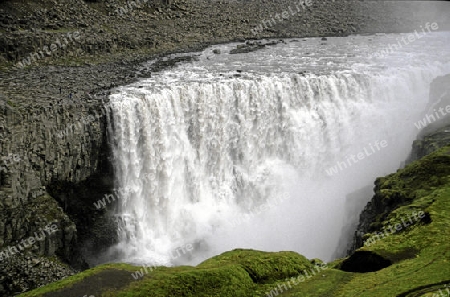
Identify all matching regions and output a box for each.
[281,145,450,297]
[19,250,315,297]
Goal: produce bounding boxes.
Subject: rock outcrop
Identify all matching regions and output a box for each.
[0,93,114,294]
[349,74,450,255]
[407,74,450,164]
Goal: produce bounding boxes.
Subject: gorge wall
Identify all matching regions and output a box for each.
[349,73,450,255]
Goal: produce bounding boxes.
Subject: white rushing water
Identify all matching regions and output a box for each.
[106,32,450,265]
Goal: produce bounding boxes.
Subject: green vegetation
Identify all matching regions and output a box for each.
[198,249,313,284]
[18,250,316,297]
[18,263,139,297]
[20,146,450,297]
[282,145,450,297]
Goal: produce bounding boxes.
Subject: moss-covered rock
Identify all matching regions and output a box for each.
[198,249,314,284]
[258,144,450,297]
[349,145,450,253]
[18,250,314,297]
[113,265,256,297]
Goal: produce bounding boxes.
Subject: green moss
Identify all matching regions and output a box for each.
[276,269,353,297]
[18,263,139,297]
[281,146,450,297]
[112,265,256,297]
[111,249,314,297]
[198,249,313,283]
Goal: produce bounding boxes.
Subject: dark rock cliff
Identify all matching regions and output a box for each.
[407,74,450,164]
[0,93,116,294]
[349,74,450,255]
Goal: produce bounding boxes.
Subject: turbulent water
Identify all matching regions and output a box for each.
[106,32,450,265]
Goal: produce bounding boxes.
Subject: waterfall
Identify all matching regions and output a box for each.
[106,58,450,264]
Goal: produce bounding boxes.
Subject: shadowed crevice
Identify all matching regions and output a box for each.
[340,251,392,273]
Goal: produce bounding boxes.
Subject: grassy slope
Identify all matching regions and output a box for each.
[20,146,450,297]
[281,145,450,297]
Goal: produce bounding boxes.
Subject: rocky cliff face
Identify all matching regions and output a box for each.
[406,74,450,164]
[349,74,450,255]
[0,92,116,294]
